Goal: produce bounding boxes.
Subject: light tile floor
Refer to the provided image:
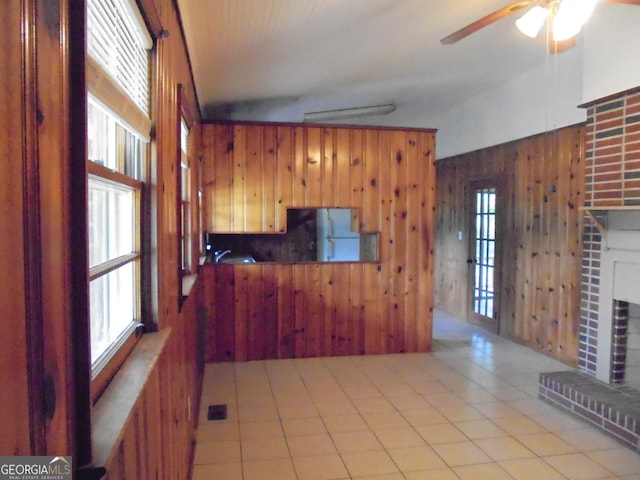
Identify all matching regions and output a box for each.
[192,310,640,480]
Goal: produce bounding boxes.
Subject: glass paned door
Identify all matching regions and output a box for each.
[468,184,499,332]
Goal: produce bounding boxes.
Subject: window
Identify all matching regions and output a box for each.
[86,0,152,396]
[180,117,191,274]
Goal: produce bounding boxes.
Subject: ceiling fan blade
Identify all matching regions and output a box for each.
[549,36,576,54]
[440,1,535,45]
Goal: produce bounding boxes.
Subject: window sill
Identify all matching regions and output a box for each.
[91,328,171,468]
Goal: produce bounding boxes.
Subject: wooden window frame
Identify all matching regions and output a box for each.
[86,0,152,403]
[177,84,197,306]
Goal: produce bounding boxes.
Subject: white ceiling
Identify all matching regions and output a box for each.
[176,0,561,126]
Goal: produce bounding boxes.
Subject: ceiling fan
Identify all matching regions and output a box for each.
[441,0,640,52]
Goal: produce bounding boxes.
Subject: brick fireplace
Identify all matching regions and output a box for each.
[579,88,640,382]
[540,246,640,450]
[539,88,640,451]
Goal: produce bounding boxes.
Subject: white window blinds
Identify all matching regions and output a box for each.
[87,0,152,116]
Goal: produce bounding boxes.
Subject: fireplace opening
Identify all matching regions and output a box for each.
[611,300,640,387]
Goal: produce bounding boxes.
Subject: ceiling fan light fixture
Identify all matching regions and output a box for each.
[552,0,598,41]
[515,5,549,38]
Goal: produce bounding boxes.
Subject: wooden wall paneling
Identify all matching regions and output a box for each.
[202,267,215,361]
[512,149,527,340]
[232,126,247,231]
[561,128,577,358]
[333,263,351,356]
[363,262,382,354]
[234,265,249,361]
[246,264,265,360]
[417,132,435,352]
[555,137,569,357]
[546,135,560,355]
[539,135,553,352]
[342,129,367,355]
[323,128,336,204]
[499,150,517,339]
[560,130,576,355]
[121,413,140,478]
[36,0,80,456]
[0,0,33,456]
[293,126,306,207]
[263,126,277,231]
[147,0,204,476]
[1,0,203,474]
[435,125,584,365]
[244,125,263,231]
[549,133,563,355]
[530,139,544,347]
[293,265,307,356]
[436,157,468,321]
[306,263,324,357]
[404,132,419,352]
[201,123,436,361]
[323,264,336,356]
[135,411,146,478]
[306,127,323,206]
[520,142,535,343]
[324,138,337,353]
[350,130,365,229]
[275,126,294,232]
[567,126,583,358]
[335,128,352,207]
[159,341,177,479]
[391,130,409,353]
[531,137,545,347]
[348,131,366,355]
[205,124,220,231]
[362,129,380,231]
[277,264,296,357]
[172,322,198,477]
[379,130,393,353]
[209,124,234,232]
[218,266,237,362]
[433,160,450,315]
[172,323,190,478]
[142,367,162,479]
[362,130,381,353]
[350,264,365,355]
[264,264,280,359]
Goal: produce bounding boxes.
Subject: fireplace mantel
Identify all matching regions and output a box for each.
[581,206,640,245]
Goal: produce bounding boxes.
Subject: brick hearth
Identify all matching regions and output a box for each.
[540,371,640,451]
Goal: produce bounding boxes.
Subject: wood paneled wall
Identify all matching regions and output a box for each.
[1,0,34,456]
[97,284,204,480]
[131,0,203,478]
[1,0,204,478]
[201,123,436,361]
[435,125,585,364]
[0,0,90,458]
